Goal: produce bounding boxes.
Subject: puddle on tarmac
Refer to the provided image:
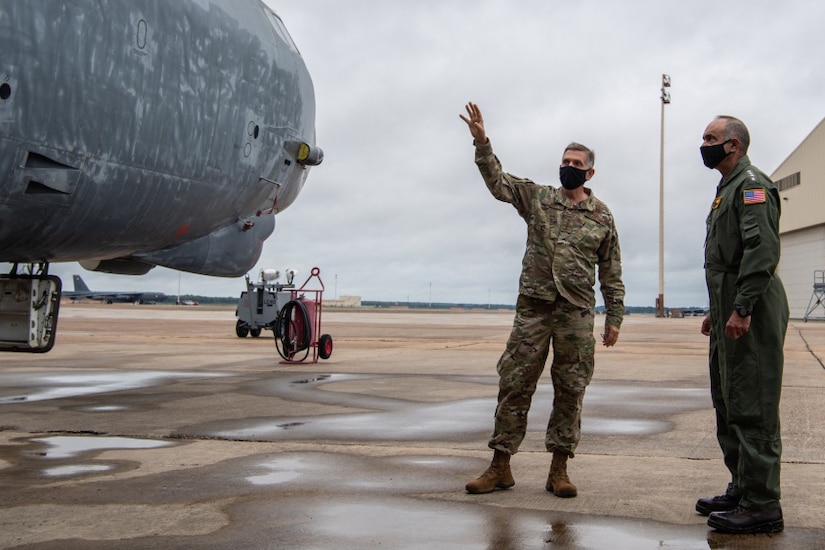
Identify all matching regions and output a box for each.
[320,503,705,549]
[215,400,669,442]
[80,405,130,412]
[0,371,229,404]
[206,378,701,442]
[245,494,715,550]
[584,417,668,435]
[166,450,825,549]
[240,490,822,549]
[43,464,113,477]
[29,435,175,459]
[244,452,469,493]
[247,455,308,485]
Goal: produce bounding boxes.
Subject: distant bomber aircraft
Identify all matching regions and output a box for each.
[0,1,323,352]
[65,275,166,304]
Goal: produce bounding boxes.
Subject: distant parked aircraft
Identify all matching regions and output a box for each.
[65,275,166,304]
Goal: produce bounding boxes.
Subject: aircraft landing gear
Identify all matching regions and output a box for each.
[0,263,62,353]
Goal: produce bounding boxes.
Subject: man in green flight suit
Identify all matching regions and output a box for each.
[459,102,624,497]
[696,115,789,534]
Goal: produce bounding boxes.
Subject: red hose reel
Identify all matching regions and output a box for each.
[274,267,333,363]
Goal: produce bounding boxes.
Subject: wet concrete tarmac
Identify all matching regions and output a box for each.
[1,304,824,548]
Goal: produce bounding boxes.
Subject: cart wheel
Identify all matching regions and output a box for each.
[235,320,249,338]
[318,334,333,359]
[250,328,262,338]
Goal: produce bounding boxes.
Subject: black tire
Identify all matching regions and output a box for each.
[250,328,262,338]
[235,319,249,338]
[274,300,312,361]
[318,334,333,360]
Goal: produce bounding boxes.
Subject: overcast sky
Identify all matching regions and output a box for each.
[38,1,825,307]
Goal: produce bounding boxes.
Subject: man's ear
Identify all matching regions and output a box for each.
[586,168,595,180]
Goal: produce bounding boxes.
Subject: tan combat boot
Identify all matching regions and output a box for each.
[546,450,577,497]
[465,449,515,494]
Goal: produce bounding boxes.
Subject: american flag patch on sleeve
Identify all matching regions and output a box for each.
[743,188,766,205]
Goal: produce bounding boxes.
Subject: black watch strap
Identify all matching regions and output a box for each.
[734,304,751,317]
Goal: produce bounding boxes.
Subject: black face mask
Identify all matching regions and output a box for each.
[700,139,732,169]
[559,165,588,190]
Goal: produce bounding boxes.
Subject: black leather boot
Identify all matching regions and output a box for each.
[707,506,784,534]
[695,493,739,516]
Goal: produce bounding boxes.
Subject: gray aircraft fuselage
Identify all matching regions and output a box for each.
[0,0,322,277]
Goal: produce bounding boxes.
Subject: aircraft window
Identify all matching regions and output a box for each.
[264,9,299,53]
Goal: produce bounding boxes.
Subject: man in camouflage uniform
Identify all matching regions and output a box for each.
[459,102,624,497]
[696,115,789,534]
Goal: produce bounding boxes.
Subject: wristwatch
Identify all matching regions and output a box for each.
[733,304,751,317]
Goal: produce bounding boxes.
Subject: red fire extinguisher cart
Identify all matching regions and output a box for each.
[274,267,333,363]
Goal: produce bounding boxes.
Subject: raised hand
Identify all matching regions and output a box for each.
[460,102,487,143]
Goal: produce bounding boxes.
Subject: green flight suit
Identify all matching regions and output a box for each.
[704,155,789,511]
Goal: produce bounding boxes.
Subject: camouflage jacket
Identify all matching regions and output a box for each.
[475,140,625,327]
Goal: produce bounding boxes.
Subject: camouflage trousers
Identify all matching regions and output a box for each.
[488,294,595,457]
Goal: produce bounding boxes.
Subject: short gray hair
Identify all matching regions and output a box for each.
[716,115,750,154]
[564,142,595,168]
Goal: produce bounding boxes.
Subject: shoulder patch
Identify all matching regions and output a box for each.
[743,188,766,205]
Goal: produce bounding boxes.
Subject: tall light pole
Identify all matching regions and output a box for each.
[658,74,671,318]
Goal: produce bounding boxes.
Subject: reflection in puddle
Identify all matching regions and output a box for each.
[43,464,113,477]
[31,436,175,459]
[231,452,820,548]
[398,457,449,466]
[247,456,308,485]
[584,417,668,435]
[300,499,711,550]
[211,391,674,442]
[245,453,459,493]
[0,371,229,404]
[312,501,486,547]
[197,375,709,443]
[544,522,705,549]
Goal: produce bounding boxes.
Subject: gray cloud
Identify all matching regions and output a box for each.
[35,1,825,307]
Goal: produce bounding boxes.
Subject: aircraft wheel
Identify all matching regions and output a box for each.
[250,328,262,338]
[318,334,333,359]
[236,320,249,338]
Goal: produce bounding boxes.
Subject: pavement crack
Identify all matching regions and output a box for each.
[796,326,825,371]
